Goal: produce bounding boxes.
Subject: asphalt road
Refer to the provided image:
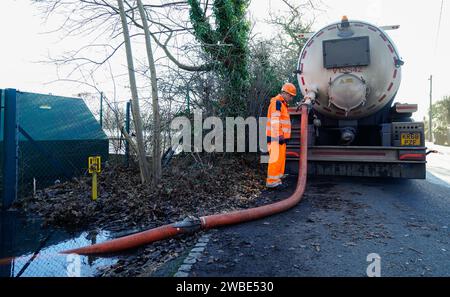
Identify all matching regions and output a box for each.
[187,151,450,277]
[426,142,450,187]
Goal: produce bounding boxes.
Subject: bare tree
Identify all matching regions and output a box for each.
[34,0,300,174]
[118,0,151,183]
[136,0,161,184]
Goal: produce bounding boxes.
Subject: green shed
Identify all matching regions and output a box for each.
[1,90,108,198]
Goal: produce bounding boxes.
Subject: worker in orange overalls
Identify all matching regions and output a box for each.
[266,83,296,189]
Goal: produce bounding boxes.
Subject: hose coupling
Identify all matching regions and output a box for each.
[173,216,202,233]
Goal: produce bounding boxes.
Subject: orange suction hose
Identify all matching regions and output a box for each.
[61,105,309,255]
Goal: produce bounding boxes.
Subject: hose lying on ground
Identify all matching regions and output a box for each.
[61,105,310,255]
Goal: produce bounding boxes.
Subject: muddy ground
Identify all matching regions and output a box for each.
[14,153,268,276]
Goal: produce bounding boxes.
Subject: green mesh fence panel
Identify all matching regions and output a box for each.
[0,90,108,200]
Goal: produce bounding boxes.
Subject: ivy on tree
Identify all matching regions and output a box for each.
[188,0,251,117]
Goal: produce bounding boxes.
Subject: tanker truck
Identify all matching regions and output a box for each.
[286,17,427,178]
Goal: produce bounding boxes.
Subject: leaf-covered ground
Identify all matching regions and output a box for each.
[16,153,268,276]
[18,153,266,231]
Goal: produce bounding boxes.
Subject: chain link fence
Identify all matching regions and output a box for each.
[0,89,179,276]
[0,89,109,206]
[0,89,117,276]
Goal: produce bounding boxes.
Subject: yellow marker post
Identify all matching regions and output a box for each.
[88,156,101,201]
[92,171,98,201]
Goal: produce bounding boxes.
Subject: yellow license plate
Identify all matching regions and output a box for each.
[400,133,420,146]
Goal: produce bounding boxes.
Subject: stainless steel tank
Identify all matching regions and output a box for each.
[297,18,403,120]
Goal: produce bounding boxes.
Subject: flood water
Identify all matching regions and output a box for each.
[0,210,118,277]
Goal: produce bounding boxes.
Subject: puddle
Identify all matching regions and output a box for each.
[0,211,118,277]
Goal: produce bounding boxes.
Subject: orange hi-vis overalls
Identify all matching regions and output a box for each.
[266,94,291,187]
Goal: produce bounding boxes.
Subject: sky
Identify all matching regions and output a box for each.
[0,0,449,121]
